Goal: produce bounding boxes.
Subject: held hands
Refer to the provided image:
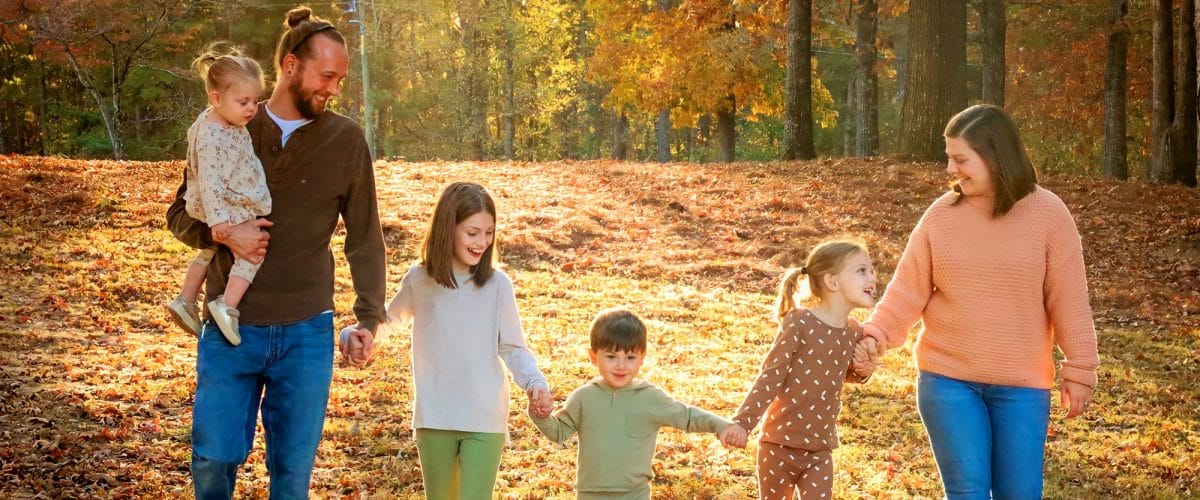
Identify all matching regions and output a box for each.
[1060,379,1094,419]
[337,325,375,367]
[527,386,553,419]
[718,423,749,448]
[851,336,879,378]
[213,219,272,264]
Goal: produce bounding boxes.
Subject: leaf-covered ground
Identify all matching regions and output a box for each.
[0,155,1197,499]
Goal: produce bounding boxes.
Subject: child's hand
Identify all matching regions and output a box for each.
[527,386,553,419]
[338,326,373,367]
[851,337,877,376]
[851,355,876,378]
[718,423,748,448]
[853,337,878,366]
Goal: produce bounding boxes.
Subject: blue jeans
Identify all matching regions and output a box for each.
[917,371,1051,500]
[191,312,334,500]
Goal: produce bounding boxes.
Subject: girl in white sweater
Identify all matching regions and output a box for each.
[372,182,552,498]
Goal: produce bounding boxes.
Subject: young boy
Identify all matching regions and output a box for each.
[529,307,746,499]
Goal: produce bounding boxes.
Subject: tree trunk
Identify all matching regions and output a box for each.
[62,45,124,159]
[782,0,815,160]
[1150,0,1174,182]
[1172,0,1198,186]
[844,74,857,156]
[654,0,673,163]
[37,57,47,155]
[612,112,629,160]
[501,6,516,161]
[559,102,578,159]
[557,1,588,160]
[717,93,737,162]
[459,0,486,160]
[655,110,671,162]
[1103,0,1130,180]
[898,0,966,161]
[979,0,1006,106]
[685,125,695,161]
[854,0,879,156]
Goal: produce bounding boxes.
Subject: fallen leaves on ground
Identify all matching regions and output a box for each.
[0,155,1197,498]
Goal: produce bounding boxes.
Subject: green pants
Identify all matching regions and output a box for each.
[415,428,506,500]
[577,483,651,500]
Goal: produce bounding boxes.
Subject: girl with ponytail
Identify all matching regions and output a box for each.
[723,239,880,499]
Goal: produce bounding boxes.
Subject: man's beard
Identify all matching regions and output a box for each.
[289,77,325,120]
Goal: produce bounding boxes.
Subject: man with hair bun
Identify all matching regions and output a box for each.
[166,6,386,499]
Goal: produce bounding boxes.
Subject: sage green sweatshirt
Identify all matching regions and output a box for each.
[530,377,731,496]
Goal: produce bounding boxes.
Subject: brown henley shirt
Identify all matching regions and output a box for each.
[166,106,387,332]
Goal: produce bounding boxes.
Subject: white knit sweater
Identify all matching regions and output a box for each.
[380,264,548,433]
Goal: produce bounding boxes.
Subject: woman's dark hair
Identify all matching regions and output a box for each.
[944,104,1038,218]
[420,182,498,289]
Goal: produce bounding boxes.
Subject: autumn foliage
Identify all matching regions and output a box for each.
[0,155,1197,497]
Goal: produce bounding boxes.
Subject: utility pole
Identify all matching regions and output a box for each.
[346,0,374,159]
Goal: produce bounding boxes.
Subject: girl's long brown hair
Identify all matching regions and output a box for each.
[420,182,497,289]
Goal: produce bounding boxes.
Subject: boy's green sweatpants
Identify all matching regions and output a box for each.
[415,428,506,500]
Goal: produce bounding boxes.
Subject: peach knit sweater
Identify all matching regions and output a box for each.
[864,186,1099,389]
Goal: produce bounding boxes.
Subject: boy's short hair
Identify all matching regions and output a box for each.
[589,307,647,354]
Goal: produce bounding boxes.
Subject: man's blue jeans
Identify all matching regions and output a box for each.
[191,312,334,500]
[917,370,1051,500]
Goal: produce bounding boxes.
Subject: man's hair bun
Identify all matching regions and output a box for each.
[285,7,313,28]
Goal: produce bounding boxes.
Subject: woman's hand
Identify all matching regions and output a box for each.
[853,337,878,365]
[860,323,888,359]
[1060,379,1093,418]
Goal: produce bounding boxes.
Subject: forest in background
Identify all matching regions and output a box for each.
[0,0,1196,184]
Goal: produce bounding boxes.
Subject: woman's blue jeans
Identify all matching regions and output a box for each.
[190,312,334,500]
[917,370,1051,500]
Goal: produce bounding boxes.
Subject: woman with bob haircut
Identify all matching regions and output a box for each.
[858,104,1099,499]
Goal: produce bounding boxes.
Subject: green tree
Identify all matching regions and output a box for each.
[2,0,196,159]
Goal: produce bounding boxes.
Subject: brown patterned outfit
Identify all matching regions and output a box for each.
[733,308,869,499]
[182,108,272,282]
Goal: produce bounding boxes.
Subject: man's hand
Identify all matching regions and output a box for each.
[213,219,272,264]
[338,326,375,367]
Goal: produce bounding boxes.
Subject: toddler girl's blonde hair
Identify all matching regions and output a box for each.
[191,44,264,95]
